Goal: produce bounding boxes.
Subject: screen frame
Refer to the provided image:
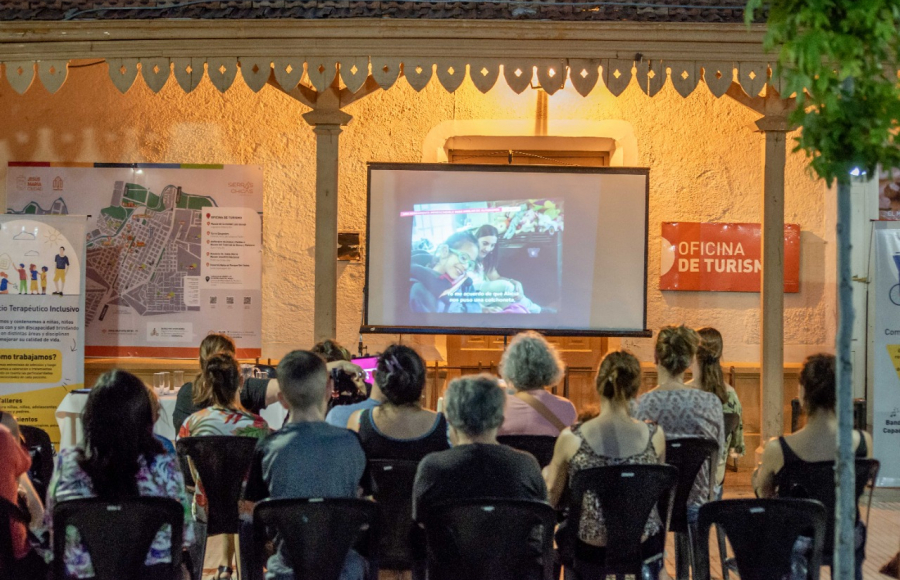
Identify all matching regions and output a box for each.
[362,162,652,338]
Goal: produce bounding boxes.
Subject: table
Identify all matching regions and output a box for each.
[55,391,289,450]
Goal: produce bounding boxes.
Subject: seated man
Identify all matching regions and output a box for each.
[412,374,547,522]
[243,350,368,580]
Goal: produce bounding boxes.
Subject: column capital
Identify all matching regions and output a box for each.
[303,108,353,128]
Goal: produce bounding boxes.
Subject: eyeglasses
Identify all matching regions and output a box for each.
[447,247,477,271]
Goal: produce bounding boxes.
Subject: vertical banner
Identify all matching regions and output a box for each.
[0,215,86,444]
[872,221,900,486]
[6,163,263,358]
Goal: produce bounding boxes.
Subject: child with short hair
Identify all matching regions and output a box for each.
[39,267,48,295]
[28,265,38,295]
[0,272,9,294]
[16,264,26,294]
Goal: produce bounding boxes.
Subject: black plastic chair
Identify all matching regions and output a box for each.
[367,459,423,571]
[19,425,54,502]
[52,496,184,580]
[722,412,741,472]
[663,437,719,580]
[695,498,827,580]
[776,458,880,563]
[497,435,557,468]
[561,464,678,579]
[176,436,259,579]
[423,498,556,580]
[251,497,380,580]
[0,497,25,580]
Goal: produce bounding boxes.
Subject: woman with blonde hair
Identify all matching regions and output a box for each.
[635,325,724,518]
[686,327,744,490]
[545,350,667,577]
[498,331,577,436]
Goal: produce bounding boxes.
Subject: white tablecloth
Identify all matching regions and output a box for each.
[55,391,289,450]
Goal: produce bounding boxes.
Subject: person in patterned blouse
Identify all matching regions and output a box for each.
[545,350,667,577]
[43,370,195,579]
[178,352,269,580]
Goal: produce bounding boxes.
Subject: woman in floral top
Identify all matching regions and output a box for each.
[686,327,745,491]
[43,370,194,579]
[177,352,269,580]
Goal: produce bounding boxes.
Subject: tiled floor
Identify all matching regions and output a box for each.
[665,470,900,580]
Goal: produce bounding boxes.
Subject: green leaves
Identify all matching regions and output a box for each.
[747,0,900,185]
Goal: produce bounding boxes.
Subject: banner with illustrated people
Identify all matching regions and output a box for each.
[872,221,900,486]
[0,215,87,444]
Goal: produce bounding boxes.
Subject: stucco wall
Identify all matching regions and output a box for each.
[0,63,833,363]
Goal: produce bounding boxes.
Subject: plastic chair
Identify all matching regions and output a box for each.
[51,496,184,580]
[497,435,558,468]
[0,497,25,580]
[422,498,556,580]
[776,458,880,562]
[366,459,423,571]
[695,498,827,580]
[722,413,741,472]
[663,437,719,580]
[176,436,259,579]
[19,425,55,502]
[561,464,678,579]
[251,497,380,580]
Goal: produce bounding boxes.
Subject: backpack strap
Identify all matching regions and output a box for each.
[513,391,567,433]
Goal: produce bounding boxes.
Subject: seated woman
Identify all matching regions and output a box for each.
[754,353,873,580]
[544,351,667,577]
[412,374,547,522]
[469,224,543,313]
[178,352,270,580]
[497,331,576,437]
[635,325,724,518]
[349,344,449,460]
[686,327,744,493]
[173,333,278,431]
[409,231,481,313]
[0,423,46,578]
[44,370,194,579]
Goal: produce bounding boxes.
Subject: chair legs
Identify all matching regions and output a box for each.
[190,521,208,580]
[716,525,730,580]
[674,532,692,580]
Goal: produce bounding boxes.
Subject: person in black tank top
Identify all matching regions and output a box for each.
[754,354,873,580]
[349,344,449,460]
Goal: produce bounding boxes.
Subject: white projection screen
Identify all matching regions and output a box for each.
[363,163,650,336]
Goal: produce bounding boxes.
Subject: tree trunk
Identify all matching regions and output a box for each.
[835,179,856,579]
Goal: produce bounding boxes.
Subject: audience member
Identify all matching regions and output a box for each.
[687,327,744,490]
[349,345,449,461]
[413,375,547,522]
[312,340,373,426]
[0,404,20,440]
[497,331,576,437]
[243,350,368,580]
[754,353,872,580]
[173,333,278,430]
[178,352,269,580]
[0,423,46,578]
[545,351,666,576]
[44,370,194,579]
[635,325,724,516]
[146,386,177,456]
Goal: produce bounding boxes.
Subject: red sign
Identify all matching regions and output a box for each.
[659,222,800,292]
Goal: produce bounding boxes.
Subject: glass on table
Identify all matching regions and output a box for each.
[162,372,172,394]
[153,372,163,394]
[173,370,185,390]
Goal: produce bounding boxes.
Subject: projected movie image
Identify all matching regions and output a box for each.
[407,199,563,314]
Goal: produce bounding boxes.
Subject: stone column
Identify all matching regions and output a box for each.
[303,104,352,344]
[756,115,790,446]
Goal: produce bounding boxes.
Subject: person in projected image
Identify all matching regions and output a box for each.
[410,231,482,313]
[470,224,545,314]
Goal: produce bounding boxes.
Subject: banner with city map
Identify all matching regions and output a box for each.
[6,163,263,358]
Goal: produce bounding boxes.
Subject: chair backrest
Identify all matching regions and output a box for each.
[664,437,719,532]
[366,459,422,570]
[776,458,880,556]
[252,498,380,580]
[18,425,54,502]
[176,436,259,535]
[52,497,184,580]
[496,435,557,468]
[722,413,740,445]
[0,497,26,580]
[423,498,556,580]
[567,464,678,576]
[695,498,827,580]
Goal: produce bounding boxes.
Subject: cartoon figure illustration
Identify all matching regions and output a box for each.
[16,264,27,294]
[53,247,69,296]
[40,266,48,295]
[0,272,9,294]
[29,264,38,294]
